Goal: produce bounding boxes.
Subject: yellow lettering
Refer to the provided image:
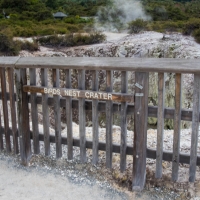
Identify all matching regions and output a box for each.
[52,89,57,95]
[103,93,107,99]
[108,94,112,100]
[90,92,94,98]
[44,88,48,94]
[57,89,60,95]
[48,88,52,94]
[85,92,90,98]
[73,90,76,97]
[69,90,72,96]
[64,90,69,96]
[94,93,98,98]
[99,93,103,99]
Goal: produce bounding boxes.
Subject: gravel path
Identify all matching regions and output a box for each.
[0,153,128,200]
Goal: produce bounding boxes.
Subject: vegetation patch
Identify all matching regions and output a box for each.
[128,19,148,34]
[0,33,19,55]
[37,32,106,47]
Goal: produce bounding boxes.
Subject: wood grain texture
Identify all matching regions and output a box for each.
[8,90,199,121]
[92,70,99,165]
[120,71,128,172]
[189,74,200,182]
[8,68,19,154]
[15,93,200,121]
[106,70,113,169]
[52,69,62,158]
[15,69,25,160]
[155,73,165,179]
[0,57,19,67]
[78,69,86,163]
[30,68,40,154]
[23,86,134,103]
[4,93,197,121]
[2,125,200,166]
[132,72,149,191]
[5,120,200,168]
[14,57,200,74]
[15,69,31,165]
[65,69,73,160]
[0,109,3,150]
[0,68,11,152]
[41,68,50,156]
[172,73,182,181]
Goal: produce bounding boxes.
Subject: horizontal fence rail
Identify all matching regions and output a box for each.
[0,57,200,191]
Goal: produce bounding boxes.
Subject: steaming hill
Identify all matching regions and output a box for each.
[20,31,200,58]
[19,30,199,129]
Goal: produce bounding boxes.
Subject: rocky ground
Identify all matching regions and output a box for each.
[6,31,200,199]
[19,31,200,58]
[28,122,200,199]
[0,136,192,200]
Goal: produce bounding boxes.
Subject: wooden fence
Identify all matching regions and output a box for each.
[0,57,200,191]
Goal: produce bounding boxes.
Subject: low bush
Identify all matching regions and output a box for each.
[128,19,148,34]
[182,18,200,35]
[37,35,64,46]
[64,17,88,24]
[16,40,39,51]
[193,28,200,43]
[37,32,106,47]
[0,33,19,55]
[13,26,37,37]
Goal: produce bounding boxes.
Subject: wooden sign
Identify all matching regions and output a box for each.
[23,85,134,103]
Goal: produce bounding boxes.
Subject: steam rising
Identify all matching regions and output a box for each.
[95,0,150,32]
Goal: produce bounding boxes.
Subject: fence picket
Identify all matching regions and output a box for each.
[106,70,113,169]
[189,74,200,182]
[172,73,182,181]
[155,73,165,178]
[15,68,31,165]
[92,70,99,165]
[0,68,11,153]
[65,69,73,160]
[30,68,40,154]
[52,69,62,158]
[41,68,50,156]
[132,72,149,191]
[8,68,19,154]
[78,69,86,162]
[120,71,128,172]
[1,56,200,191]
[0,110,3,150]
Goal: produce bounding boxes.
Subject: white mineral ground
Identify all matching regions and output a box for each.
[7,31,200,199]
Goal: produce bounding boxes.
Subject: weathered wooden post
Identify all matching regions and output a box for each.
[132,72,149,191]
[0,68,11,153]
[155,73,165,178]
[172,73,182,181]
[189,74,200,182]
[106,70,113,169]
[52,69,62,158]
[15,68,31,165]
[78,69,86,163]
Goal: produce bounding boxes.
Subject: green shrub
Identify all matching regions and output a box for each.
[128,19,148,34]
[37,32,106,47]
[0,33,19,55]
[15,40,39,51]
[37,35,64,46]
[65,24,82,32]
[37,27,56,36]
[193,29,200,43]
[35,10,53,21]
[183,18,200,35]
[13,27,37,37]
